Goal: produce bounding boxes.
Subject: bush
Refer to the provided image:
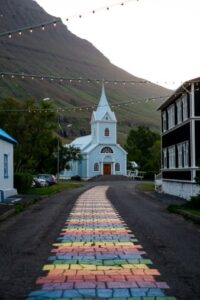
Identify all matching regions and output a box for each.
[14,173,33,193]
[71,175,81,181]
[183,194,200,209]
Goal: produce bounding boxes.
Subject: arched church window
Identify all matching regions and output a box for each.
[101,147,113,153]
[115,163,120,172]
[104,128,110,136]
[94,163,99,171]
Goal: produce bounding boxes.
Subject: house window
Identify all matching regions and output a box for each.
[94,163,99,172]
[101,147,113,153]
[4,154,8,178]
[182,94,188,121]
[168,146,175,168]
[176,99,182,124]
[167,104,175,129]
[177,143,183,168]
[183,141,189,167]
[163,148,167,169]
[162,111,167,132]
[104,128,109,137]
[115,163,120,172]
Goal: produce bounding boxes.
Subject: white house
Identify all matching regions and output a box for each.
[61,85,127,180]
[0,128,17,202]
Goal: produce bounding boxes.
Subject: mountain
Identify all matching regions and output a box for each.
[0,0,172,144]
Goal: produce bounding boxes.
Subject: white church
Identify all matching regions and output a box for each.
[61,85,127,180]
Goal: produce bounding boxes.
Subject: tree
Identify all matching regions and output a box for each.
[59,145,82,172]
[0,98,81,174]
[125,126,160,173]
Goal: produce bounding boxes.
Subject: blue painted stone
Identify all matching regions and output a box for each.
[97,288,113,298]
[77,289,96,297]
[130,288,148,297]
[147,288,165,296]
[28,290,63,298]
[63,290,81,298]
[113,288,130,297]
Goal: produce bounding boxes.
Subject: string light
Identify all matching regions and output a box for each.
[0,95,176,114]
[0,19,61,39]
[0,72,154,85]
[0,0,136,39]
[0,71,198,87]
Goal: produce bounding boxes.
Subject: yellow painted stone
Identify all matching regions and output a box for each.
[42,265,55,271]
[80,264,97,270]
[97,265,122,270]
[54,264,69,270]
[122,264,148,269]
[70,264,83,270]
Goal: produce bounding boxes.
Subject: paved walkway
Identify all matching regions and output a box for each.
[27,186,176,300]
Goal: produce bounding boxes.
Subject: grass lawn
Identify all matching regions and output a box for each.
[25,181,84,196]
[14,181,85,213]
[136,181,155,192]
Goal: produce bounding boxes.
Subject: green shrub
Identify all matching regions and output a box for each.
[71,175,81,181]
[14,173,33,193]
[183,194,200,209]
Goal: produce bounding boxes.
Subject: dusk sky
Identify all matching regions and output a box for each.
[36,0,200,89]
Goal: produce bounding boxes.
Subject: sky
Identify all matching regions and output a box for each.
[36,0,200,89]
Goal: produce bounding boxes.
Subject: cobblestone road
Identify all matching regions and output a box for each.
[27,186,176,300]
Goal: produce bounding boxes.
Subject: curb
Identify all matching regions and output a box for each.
[177,209,200,223]
[0,208,15,221]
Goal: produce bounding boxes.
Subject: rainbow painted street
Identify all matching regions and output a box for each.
[27,186,176,300]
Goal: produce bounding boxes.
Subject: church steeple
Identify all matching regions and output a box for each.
[92,83,116,122]
[91,83,117,145]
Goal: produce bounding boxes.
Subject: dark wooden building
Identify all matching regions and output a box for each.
[158,77,200,199]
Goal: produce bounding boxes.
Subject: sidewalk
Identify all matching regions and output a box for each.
[27,186,176,299]
[0,194,38,221]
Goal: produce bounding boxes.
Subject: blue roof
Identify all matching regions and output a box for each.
[0,128,17,144]
[69,135,92,150]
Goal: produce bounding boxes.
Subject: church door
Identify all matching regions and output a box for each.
[103,164,111,175]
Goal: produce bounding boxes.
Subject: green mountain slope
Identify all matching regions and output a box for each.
[0,0,172,144]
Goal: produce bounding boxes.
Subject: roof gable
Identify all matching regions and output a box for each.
[0,128,17,144]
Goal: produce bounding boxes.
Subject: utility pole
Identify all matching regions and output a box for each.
[57,138,60,181]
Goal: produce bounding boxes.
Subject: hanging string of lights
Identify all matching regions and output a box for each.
[0,19,61,39]
[0,95,170,114]
[64,0,135,21]
[0,0,136,39]
[1,71,199,87]
[0,71,152,85]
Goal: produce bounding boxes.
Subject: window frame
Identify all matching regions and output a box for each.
[115,162,120,172]
[168,145,176,169]
[4,154,9,179]
[94,162,99,172]
[101,147,113,153]
[104,128,110,137]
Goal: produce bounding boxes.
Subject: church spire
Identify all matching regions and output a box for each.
[93,82,116,121]
[97,82,110,110]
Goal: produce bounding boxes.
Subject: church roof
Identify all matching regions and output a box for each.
[0,128,17,144]
[92,84,116,122]
[70,135,92,150]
